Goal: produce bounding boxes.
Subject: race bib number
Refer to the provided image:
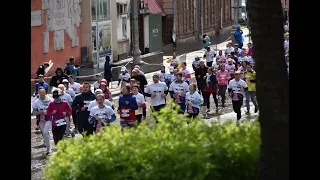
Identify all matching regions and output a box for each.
[121,109,130,117]
[54,119,67,127]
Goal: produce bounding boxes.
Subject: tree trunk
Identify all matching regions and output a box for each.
[247,0,289,179]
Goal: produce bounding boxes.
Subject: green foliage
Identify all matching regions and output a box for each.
[43,102,261,180]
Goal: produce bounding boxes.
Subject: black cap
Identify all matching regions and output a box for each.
[234,44,239,47]
[52,90,61,98]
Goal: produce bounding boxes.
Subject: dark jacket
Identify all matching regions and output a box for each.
[206,74,217,89]
[36,65,45,76]
[72,91,96,125]
[104,58,112,79]
[195,66,208,88]
[49,68,68,87]
[131,74,148,92]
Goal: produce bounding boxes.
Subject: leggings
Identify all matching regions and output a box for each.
[204,92,218,109]
[218,85,227,105]
[52,125,66,145]
[187,113,199,119]
[245,91,258,111]
[232,100,243,120]
[65,116,72,135]
[136,114,143,124]
[39,121,51,152]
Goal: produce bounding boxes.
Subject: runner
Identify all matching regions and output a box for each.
[244,64,259,113]
[33,74,49,97]
[238,51,249,63]
[225,59,236,81]
[132,84,146,124]
[88,93,116,133]
[144,74,168,120]
[203,46,216,67]
[167,53,180,69]
[57,84,74,137]
[32,88,52,155]
[228,71,248,122]
[238,61,248,79]
[88,89,113,112]
[62,79,76,100]
[204,67,218,113]
[167,67,175,87]
[134,65,145,76]
[180,62,191,85]
[169,72,189,114]
[159,65,170,85]
[192,55,201,71]
[93,73,103,91]
[49,67,69,88]
[195,60,208,100]
[46,89,72,145]
[99,79,112,101]
[118,67,131,87]
[212,59,222,73]
[247,43,253,57]
[118,84,139,130]
[131,68,148,93]
[216,63,231,107]
[68,75,81,94]
[225,42,234,55]
[171,68,179,84]
[186,83,202,119]
[72,82,96,135]
[216,50,226,62]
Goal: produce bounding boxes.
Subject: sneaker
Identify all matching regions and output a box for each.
[206,109,210,113]
[46,151,51,156]
[254,107,259,113]
[35,127,40,131]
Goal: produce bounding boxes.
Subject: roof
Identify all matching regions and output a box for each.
[144,0,164,15]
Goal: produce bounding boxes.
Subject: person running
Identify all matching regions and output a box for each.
[192,56,201,71]
[144,74,168,117]
[36,62,50,77]
[33,74,49,97]
[159,65,171,87]
[57,84,74,137]
[99,79,112,101]
[167,53,180,69]
[131,68,148,93]
[185,84,202,119]
[68,75,81,94]
[132,84,146,124]
[225,42,234,55]
[195,60,208,101]
[216,50,226,62]
[32,88,52,155]
[169,72,189,114]
[204,67,218,113]
[180,62,191,85]
[50,67,69,88]
[134,65,145,76]
[72,82,96,135]
[62,79,76,100]
[93,73,103,91]
[226,59,236,81]
[238,51,249,63]
[118,85,139,129]
[46,89,72,145]
[216,63,231,107]
[212,59,222,73]
[166,67,174,88]
[244,64,259,113]
[171,68,179,84]
[247,43,253,57]
[228,71,248,122]
[202,34,211,49]
[88,89,113,111]
[284,34,289,53]
[118,67,131,87]
[203,46,216,67]
[88,93,116,133]
[238,61,248,80]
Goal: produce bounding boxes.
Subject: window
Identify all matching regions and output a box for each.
[122,17,127,37]
[117,3,128,14]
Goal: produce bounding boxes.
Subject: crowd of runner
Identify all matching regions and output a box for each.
[32,23,289,155]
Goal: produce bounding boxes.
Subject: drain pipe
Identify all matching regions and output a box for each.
[220,0,223,29]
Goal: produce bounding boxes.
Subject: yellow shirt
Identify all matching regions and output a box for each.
[244,71,256,91]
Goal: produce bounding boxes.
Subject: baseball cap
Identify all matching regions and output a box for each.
[153,73,159,78]
[96,73,102,77]
[52,89,61,98]
[62,79,68,83]
[121,67,127,72]
[134,65,140,69]
[95,89,103,94]
[132,68,139,73]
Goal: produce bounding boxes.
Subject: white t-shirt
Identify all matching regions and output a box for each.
[170,74,177,83]
[185,91,201,109]
[226,64,235,74]
[119,73,131,83]
[228,79,248,100]
[204,50,216,63]
[284,40,289,52]
[238,56,249,63]
[69,82,81,94]
[216,54,226,61]
[145,82,168,106]
[159,72,170,82]
[89,105,115,122]
[60,93,73,104]
[192,60,201,69]
[93,81,100,90]
[170,58,180,67]
[225,47,234,55]
[88,99,112,111]
[132,93,145,115]
[169,81,189,96]
[284,25,289,31]
[32,97,52,115]
[180,68,191,82]
[65,88,76,100]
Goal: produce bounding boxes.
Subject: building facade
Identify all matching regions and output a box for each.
[157,0,233,45]
[31,0,83,79]
[116,0,131,60]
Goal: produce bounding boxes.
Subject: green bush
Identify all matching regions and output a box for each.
[43,103,261,180]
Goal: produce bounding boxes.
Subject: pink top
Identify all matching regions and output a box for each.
[47,101,72,120]
[216,70,231,86]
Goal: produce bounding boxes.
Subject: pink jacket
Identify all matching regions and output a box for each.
[47,101,72,121]
[216,70,231,86]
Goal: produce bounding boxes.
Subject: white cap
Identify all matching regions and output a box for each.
[132,68,139,72]
[121,67,126,71]
[195,55,199,59]
[169,66,174,72]
[62,79,68,83]
[100,82,107,85]
[95,89,103,94]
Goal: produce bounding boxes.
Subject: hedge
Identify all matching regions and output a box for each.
[43,103,260,180]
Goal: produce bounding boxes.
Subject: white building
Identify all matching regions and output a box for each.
[116,0,131,60]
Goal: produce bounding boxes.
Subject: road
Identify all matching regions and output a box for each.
[31,28,256,180]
